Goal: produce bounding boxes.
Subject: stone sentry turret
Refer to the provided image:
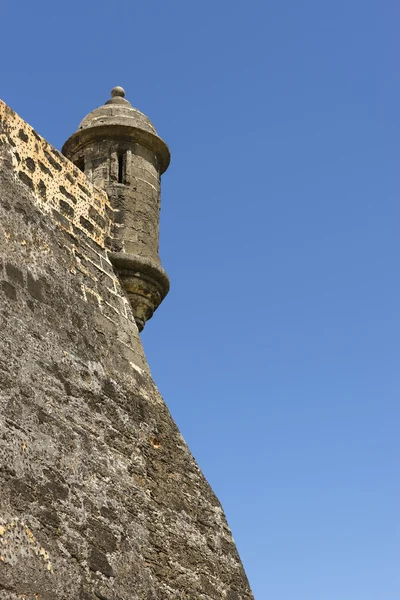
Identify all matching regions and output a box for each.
[62,86,170,331]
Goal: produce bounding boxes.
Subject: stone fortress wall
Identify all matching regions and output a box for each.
[0,99,254,599]
[0,101,140,360]
[2,102,112,248]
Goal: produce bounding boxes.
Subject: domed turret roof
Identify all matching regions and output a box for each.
[62,86,170,173]
[77,86,157,135]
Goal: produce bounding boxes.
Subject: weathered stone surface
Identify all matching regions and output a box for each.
[0,99,254,598]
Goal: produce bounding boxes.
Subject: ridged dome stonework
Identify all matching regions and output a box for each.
[63,87,170,174]
[62,87,171,331]
[78,87,158,135]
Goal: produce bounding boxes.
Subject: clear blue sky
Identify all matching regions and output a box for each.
[2,1,399,598]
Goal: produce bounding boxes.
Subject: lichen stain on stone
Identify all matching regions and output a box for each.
[0,518,54,573]
[149,436,161,449]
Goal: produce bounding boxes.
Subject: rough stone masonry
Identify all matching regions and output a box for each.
[0,90,254,599]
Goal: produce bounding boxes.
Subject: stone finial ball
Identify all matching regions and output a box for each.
[111,86,126,98]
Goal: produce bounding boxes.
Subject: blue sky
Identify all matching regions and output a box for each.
[2,1,399,597]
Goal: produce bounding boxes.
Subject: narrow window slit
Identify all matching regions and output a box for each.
[74,157,85,173]
[118,152,124,183]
